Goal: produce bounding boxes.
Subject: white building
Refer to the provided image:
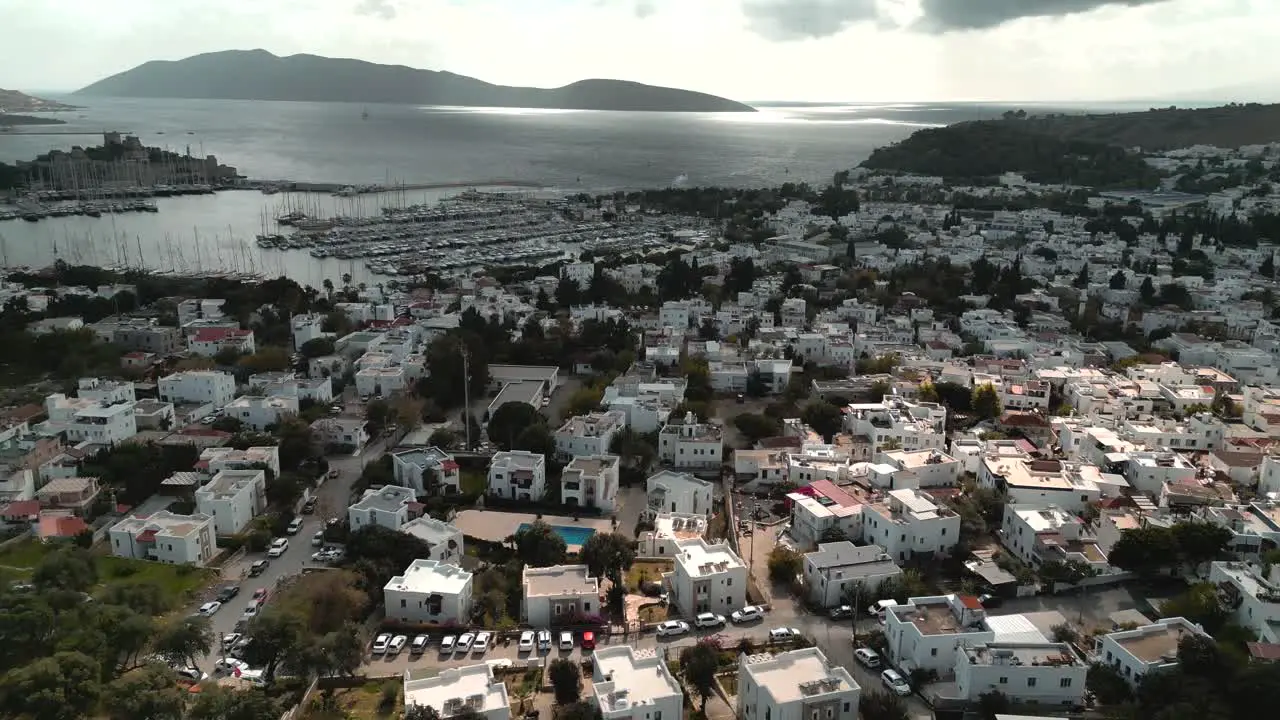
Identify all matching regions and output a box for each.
[592,646,684,720]
[803,542,902,609]
[199,445,280,478]
[158,370,236,408]
[194,468,266,536]
[737,648,860,720]
[555,410,626,460]
[403,663,509,720]
[384,559,474,624]
[1000,504,1106,574]
[1093,617,1210,686]
[488,451,547,502]
[1208,561,1280,642]
[669,537,748,618]
[76,377,135,405]
[562,454,621,511]
[979,457,1102,512]
[953,642,1087,707]
[224,395,299,431]
[861,489,961,563]
[876,449,961,488]
[400,516,465,565]
[522,564,601,626]
[1124,451,1198,499]
[638,512,708,558]
[884,594,996,674]
[644,470,714,520]
[310,417,370,450]
[658,413,723,470]
[391,447,461,494]
[187,327,255,357]
[292,313,332,351]
[348,485,418,532]
[63,399,137,445]
[844,397,947,453]
[109,511,216,566]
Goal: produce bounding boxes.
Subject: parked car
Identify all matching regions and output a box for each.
[174,666,207,682]
[828,605,853,620]
[371,633,391,655]
[457,633,475,653]
[731,606,765,624]
[242,601,261,619]
[216,584,241,602]
[978,593,1003,608]
[222,632,242,648]
[312,530,325,547]
[518,631,535,652]
[768,627,802,642]
[881,669,911,696]
[474,632,492,653]
[537,630,552,651]
[867,600,896,619]
[248,560,269,577]
[388,635,408,655]
[301,497,317,514]
[252,588,269,602]
[286,518,304,535]
[198,601,222,616]
[581,631,596,650]
[410,635,429,654]
[267,538,289,557]
[214,657,251,675]
[854,648,882,668]
[558,631,574,650]
[440,636,456,654]
[656,620,691,637]
[695,612,725,628]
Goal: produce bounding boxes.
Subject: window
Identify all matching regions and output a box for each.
[655,713,662,720]
[766,708,771,720]
[727,578,733,586]
[931,648,937,656]
[1027,678,1037,687]
[843,703,850,713]
[1059,678,1072,688]
[998,677,1008,684]
[400,599,406,608]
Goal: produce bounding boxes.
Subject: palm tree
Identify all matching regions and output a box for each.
[322,278,334,298]
[342,272,352,289]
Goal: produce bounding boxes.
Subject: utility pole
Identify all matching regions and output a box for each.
[461,344,471,450]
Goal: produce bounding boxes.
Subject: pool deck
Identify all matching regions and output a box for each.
[453,509,613,550]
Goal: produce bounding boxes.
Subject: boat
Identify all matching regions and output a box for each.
[362,107,369,120]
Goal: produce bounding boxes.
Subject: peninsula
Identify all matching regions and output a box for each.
[75,49,757,113]
[0,89,79,113]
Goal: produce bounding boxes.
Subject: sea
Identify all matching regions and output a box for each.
[0,97,1144,286]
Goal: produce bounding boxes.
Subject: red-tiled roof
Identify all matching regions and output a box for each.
[959,594,983,610]
[0,500,41,518]
[1247,642,1280,661]
[136,528,159,543]
[441,460,460,472]
[192,328,250,343]
[808,479,861,508]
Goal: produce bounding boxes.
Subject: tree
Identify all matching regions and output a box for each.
[858,689,908,720]
[556,701,602,720]
[514,423,556,458]
[152,615,213,670]
[32,548,97,592]
[580,532,637,585]
[298,337,336,358]
[1086,662,1131,705]
[767,546,802,584]
[513,521,568,567]
[733,413,782,443]
[1171,521,1232,571]
[102,664,186,720]
[487,403,544,451]
[1036,558,1096,594]
[1109,270,1127,290]
[240,612,305,681]
[187,686,281,720]
[566,387,604,417]
[1139,275,1157,304]
[428,428,457,450]
[800,401,843,441]
[1160,582,1227,633]
[548,658,581,704]
[971,383,1002,420]
[1074,263,1091,289]
[0,651,101,720]
[405,705,442,720]
[1108,526,1179,577]
[366,398,393,434]
[977,690,1011,720]
[679,641,720,711]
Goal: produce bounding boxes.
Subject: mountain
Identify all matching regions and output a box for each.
[75,49,756,113]
[0,89,78,113]
[1001,102,1280,150]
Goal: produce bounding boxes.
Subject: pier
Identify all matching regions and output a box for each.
[245,179,545,193]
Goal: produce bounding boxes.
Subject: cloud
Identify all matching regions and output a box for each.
[634,0,656,18]
[915,0,1174,32]
[355,0,396,20]
[741,0,881,40]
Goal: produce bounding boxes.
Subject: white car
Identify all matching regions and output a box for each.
[440,635,456,653]
[222,632,242,648]
[473,631,491,653]
[267,538,289,557]
[695,612,725,629]
[656,620,691,637]
[174,666,207,682]
[312,530,325,547]
[388,635,408,655]
[730,606,765,624]
[410,635,429,654]
[198,601,222,616]
[457,633,475,653]
[242,601,260,619]
[286,518,303,535]
[881,669,911,696]
[536,630,552,651]
[558,631,574,650]
[854,648,882,668]
[518,631,535,652]
[768,627,802,642]
[371,633,391,655]
[214,657,251,675]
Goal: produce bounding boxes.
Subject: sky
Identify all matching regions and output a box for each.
[2,0,1276,103]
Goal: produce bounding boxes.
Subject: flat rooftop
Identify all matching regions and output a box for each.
[565,455,619,477]
[404,663,507,717]
[1114,623,1187,663]
[740,648,857,704]
[963,642,1083,667]
[523,564,598,597]
[593,646,681,712]
[675,537,744,576]
[386,559,472,595]
[489,379,544,407]
[353,485,416,513]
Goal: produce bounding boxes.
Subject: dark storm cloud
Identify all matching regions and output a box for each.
[915,0,1174,32]
[741,0,881,40]
[355,0,396,20]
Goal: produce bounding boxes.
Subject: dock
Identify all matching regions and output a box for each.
[245,179,545,193]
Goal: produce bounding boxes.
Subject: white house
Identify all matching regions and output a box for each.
[861,489,961,563]
[737,648,860,720]
[658,413,723,470]
[76,377,135,404]
[384,559,474,624]
[310,417,370,451]
[224,395,299,431]
[1093,617,1210,686]
[644,470,714,520]
[187,327,255,357]
[884,594,994,674]
[522,564,601,625]
[488,451,547,502]
[401,516,465,565]
[561,454,620,511]
[199,445,280,478]
[592,646,684,720]
[292,313,332,351]
[843,397,947,453]
[404,663,509,720]
[391,447,461,494]
[669,537,748,618]
[64,400,137,445]
[1207,561,1280,642]
[979,457,1102,512]
[803,542,902,609]
[876,449,961,488]
[952,642,1087,707]
[638,512,708,558]
[555,411,626,460]
[348,485,418,531]
[1000,504,1108,574]
[194,468,266,536]
[158,370,236,408]
[109,511,216,566]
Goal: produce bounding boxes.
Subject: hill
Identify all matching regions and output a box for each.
[0,89,78,113]
[861,122,1162,189]
[999,103,1280,150]
[0,114,66,127]
[75,49,756,113]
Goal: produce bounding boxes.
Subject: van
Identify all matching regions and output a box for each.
[867,599,897,619]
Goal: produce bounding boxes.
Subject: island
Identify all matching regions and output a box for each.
[0,114,67,127]
[74,49,757,113]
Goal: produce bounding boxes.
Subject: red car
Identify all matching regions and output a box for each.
[252,588,269,602]
[581,631,595,650]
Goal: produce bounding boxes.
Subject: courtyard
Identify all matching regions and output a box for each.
[452,509,614,550]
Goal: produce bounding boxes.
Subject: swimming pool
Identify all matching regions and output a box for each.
[518,522,596,546]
